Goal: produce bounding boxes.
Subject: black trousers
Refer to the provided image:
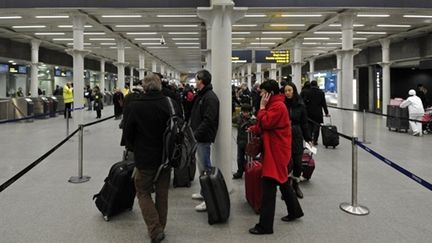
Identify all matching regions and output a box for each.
[96,109,101,118]
[236,145,246,174]
[309,121,321,143]
[291,152,303,178]
[64,102,72,118]
[257,177,303,232]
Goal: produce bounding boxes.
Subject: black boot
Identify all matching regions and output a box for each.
[292,179,303,199]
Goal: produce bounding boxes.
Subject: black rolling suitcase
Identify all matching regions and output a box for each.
[199,167,230,225]
[173,122,197,187]
[173,157,196,187]
[93,160,136,221]
[321,117,339,148]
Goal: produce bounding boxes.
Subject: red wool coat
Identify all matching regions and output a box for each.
[249,94,292,184]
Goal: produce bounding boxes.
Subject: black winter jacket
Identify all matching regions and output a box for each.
[123,91,178,170]
[233,113,256,147]
[190,84,219,143]
[301,87,329,123]
[286,97,312,155]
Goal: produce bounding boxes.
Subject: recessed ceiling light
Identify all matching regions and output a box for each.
[270,24,305,27]
[0,16,22,19]
[250,42,275,45]
[233,24,258,27]
[232,32,251,34]
[35,32,65,35]
[376,24,411,28]
[304,37,330,40]
[126,32,158,35]
[163,25,199,28]
[172,38,199,41]
[101,15,142,18]
[100,43,117,45]
[356,31,387,35]
[314,31,342,34]
[357,14,390,17]
[156,15,197,18]
[84,32,106,35]
[12,62,17,65]
[141,43,163,45]
[329,24,364,27]
[53,38,73,41]
[403,15,432,18]
[58,25,93,28]
[168,32,199,35]
[262,31,293,34]
[256,37,284,40]
[36,15,69,19]
[245,14,267,17]
[8,60,14,63]
[12,25,46,29]
[115,25,150,28]
[281,14,322,17]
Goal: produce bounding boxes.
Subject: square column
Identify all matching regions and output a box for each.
[139,52,145,80]
[115,39,128,90]
[100,59,105,92]
[339,13,356,109]
[380,39,391,115]
[30,39,41,97]
[291,38,303,89]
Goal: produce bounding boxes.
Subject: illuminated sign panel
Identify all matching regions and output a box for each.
[256,50,290,64]
[232,50,252,63]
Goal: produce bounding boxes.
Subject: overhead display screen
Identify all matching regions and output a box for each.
[255,50,290,64]
[232,50,252,63]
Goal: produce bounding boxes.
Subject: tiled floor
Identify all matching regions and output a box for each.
[0,107,431,243]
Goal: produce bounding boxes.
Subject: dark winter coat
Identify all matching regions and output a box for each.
[113,91,124,116]
[233,113,256,147]
[285,97,311,155]
[190,84,220,143]
[92,91,103,111]
[123,91,177,170]
[301,87,329,123]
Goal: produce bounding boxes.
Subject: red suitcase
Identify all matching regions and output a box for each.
[244,160,262,214]
[301,152,315,180]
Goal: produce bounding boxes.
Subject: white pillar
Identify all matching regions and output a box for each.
[247,63,252,90]
[380,39,391,115]
[241,67,245,84]
[256,63,262,84]
[308,58,315,82]
[139,52,145,80]
[336,52,342,107]
[340,13,355,109]
[198,2,246,192]
[99,59,105,92]
[115,39,127,90]
[270,63,277,80]
[129,66,134,90]
[278,67,282,83]
[152,61,157,73]
[291,38,302,89]
[161,65,165,76]
[30,39,41,97]
[205,25,212,72]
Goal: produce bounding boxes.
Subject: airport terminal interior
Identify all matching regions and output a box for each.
[0,1,432,242]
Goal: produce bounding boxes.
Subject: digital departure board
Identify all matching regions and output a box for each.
[232,50,252,63]
[255,50,290,64]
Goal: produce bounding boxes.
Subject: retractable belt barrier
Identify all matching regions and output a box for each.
[356,141,432,191]
[0,114,116,192]
[0,107,86,124]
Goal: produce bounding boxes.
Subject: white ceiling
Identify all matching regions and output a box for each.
[0,8,432,73]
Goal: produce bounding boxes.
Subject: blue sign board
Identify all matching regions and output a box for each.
[232,50,252,63]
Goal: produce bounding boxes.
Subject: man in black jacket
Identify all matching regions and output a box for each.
[302,80,330,145]
[189,69,220,212]
[123,74,178,243]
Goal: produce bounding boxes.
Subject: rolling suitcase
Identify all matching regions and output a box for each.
[301,152,315,180]
[321,117,339,148]
[199,167,230,225]
[173,157,196,187]
[245,160,262,214]
[93,160,136,221]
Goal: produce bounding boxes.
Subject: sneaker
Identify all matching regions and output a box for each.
[195,201,207,212]
[192,193,204,200]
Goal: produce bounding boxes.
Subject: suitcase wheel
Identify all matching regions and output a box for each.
[103,215,110,221]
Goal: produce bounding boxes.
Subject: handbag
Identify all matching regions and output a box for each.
[245,133,263,157]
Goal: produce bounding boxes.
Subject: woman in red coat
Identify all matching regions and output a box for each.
[248,80,304,235]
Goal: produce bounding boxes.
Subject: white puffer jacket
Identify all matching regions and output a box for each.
[400,95,425,115]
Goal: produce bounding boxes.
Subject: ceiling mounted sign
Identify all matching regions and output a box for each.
[255,50,290,64]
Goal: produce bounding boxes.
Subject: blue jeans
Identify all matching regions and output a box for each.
[196,142,212,196]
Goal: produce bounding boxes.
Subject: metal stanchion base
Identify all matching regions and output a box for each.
[359,140,371,144]
[340,202,369,215]
[68,176,91,183]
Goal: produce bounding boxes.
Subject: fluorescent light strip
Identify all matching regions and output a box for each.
[168,32,198,35]
[141,43,163,45]
[35,32,65,35]
[281,14,322,17]
[102,15,142,18]
[256,37,283,40]
[53,38,74,41]
[304,37,330,40]
[303,42,319,45]
[270,24,305,27]
[58,25,93,28]
[245,14,267,17]
[250,42,275,45]
[232,43,242,45]
[314,31,341,34]
[232,38,245,40]
[232,32,251,34]
[325,43,342,45]
[36,15,69,19]
[67,43,91,45]
[109,46,132,49]
[178,46,200,49]
[115,25,150,28]
[262,31,293,34]
[147,46,169,49]
[329,24,364,27]
[89,38,115,41]
[84,32,106,35]
[100,43,117,45]
[340,37,368,40]
[126,32,157,35]
[0,16,22,19]
[357,14,390,17]
[163,24,198,27]
[233,24,258,27]
[12,25,46,29]
[135,38,161,41]
[377,24,411,28]
[356,31,387,35]
[174,43,200,45]
[403,15,432,18]
[156,15,197,18]
[172,38,199,41]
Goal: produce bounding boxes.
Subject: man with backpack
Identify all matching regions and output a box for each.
[123,74,179,243]
[189,69,220,212]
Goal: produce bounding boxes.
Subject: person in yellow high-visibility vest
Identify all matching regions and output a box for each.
[122,85,130,97]
[63,82,73,118]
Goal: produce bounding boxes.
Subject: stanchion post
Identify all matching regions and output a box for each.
[340,137,369,215]
[68,124,91,183]
[66,108,70,137]
[361,109,371,144]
